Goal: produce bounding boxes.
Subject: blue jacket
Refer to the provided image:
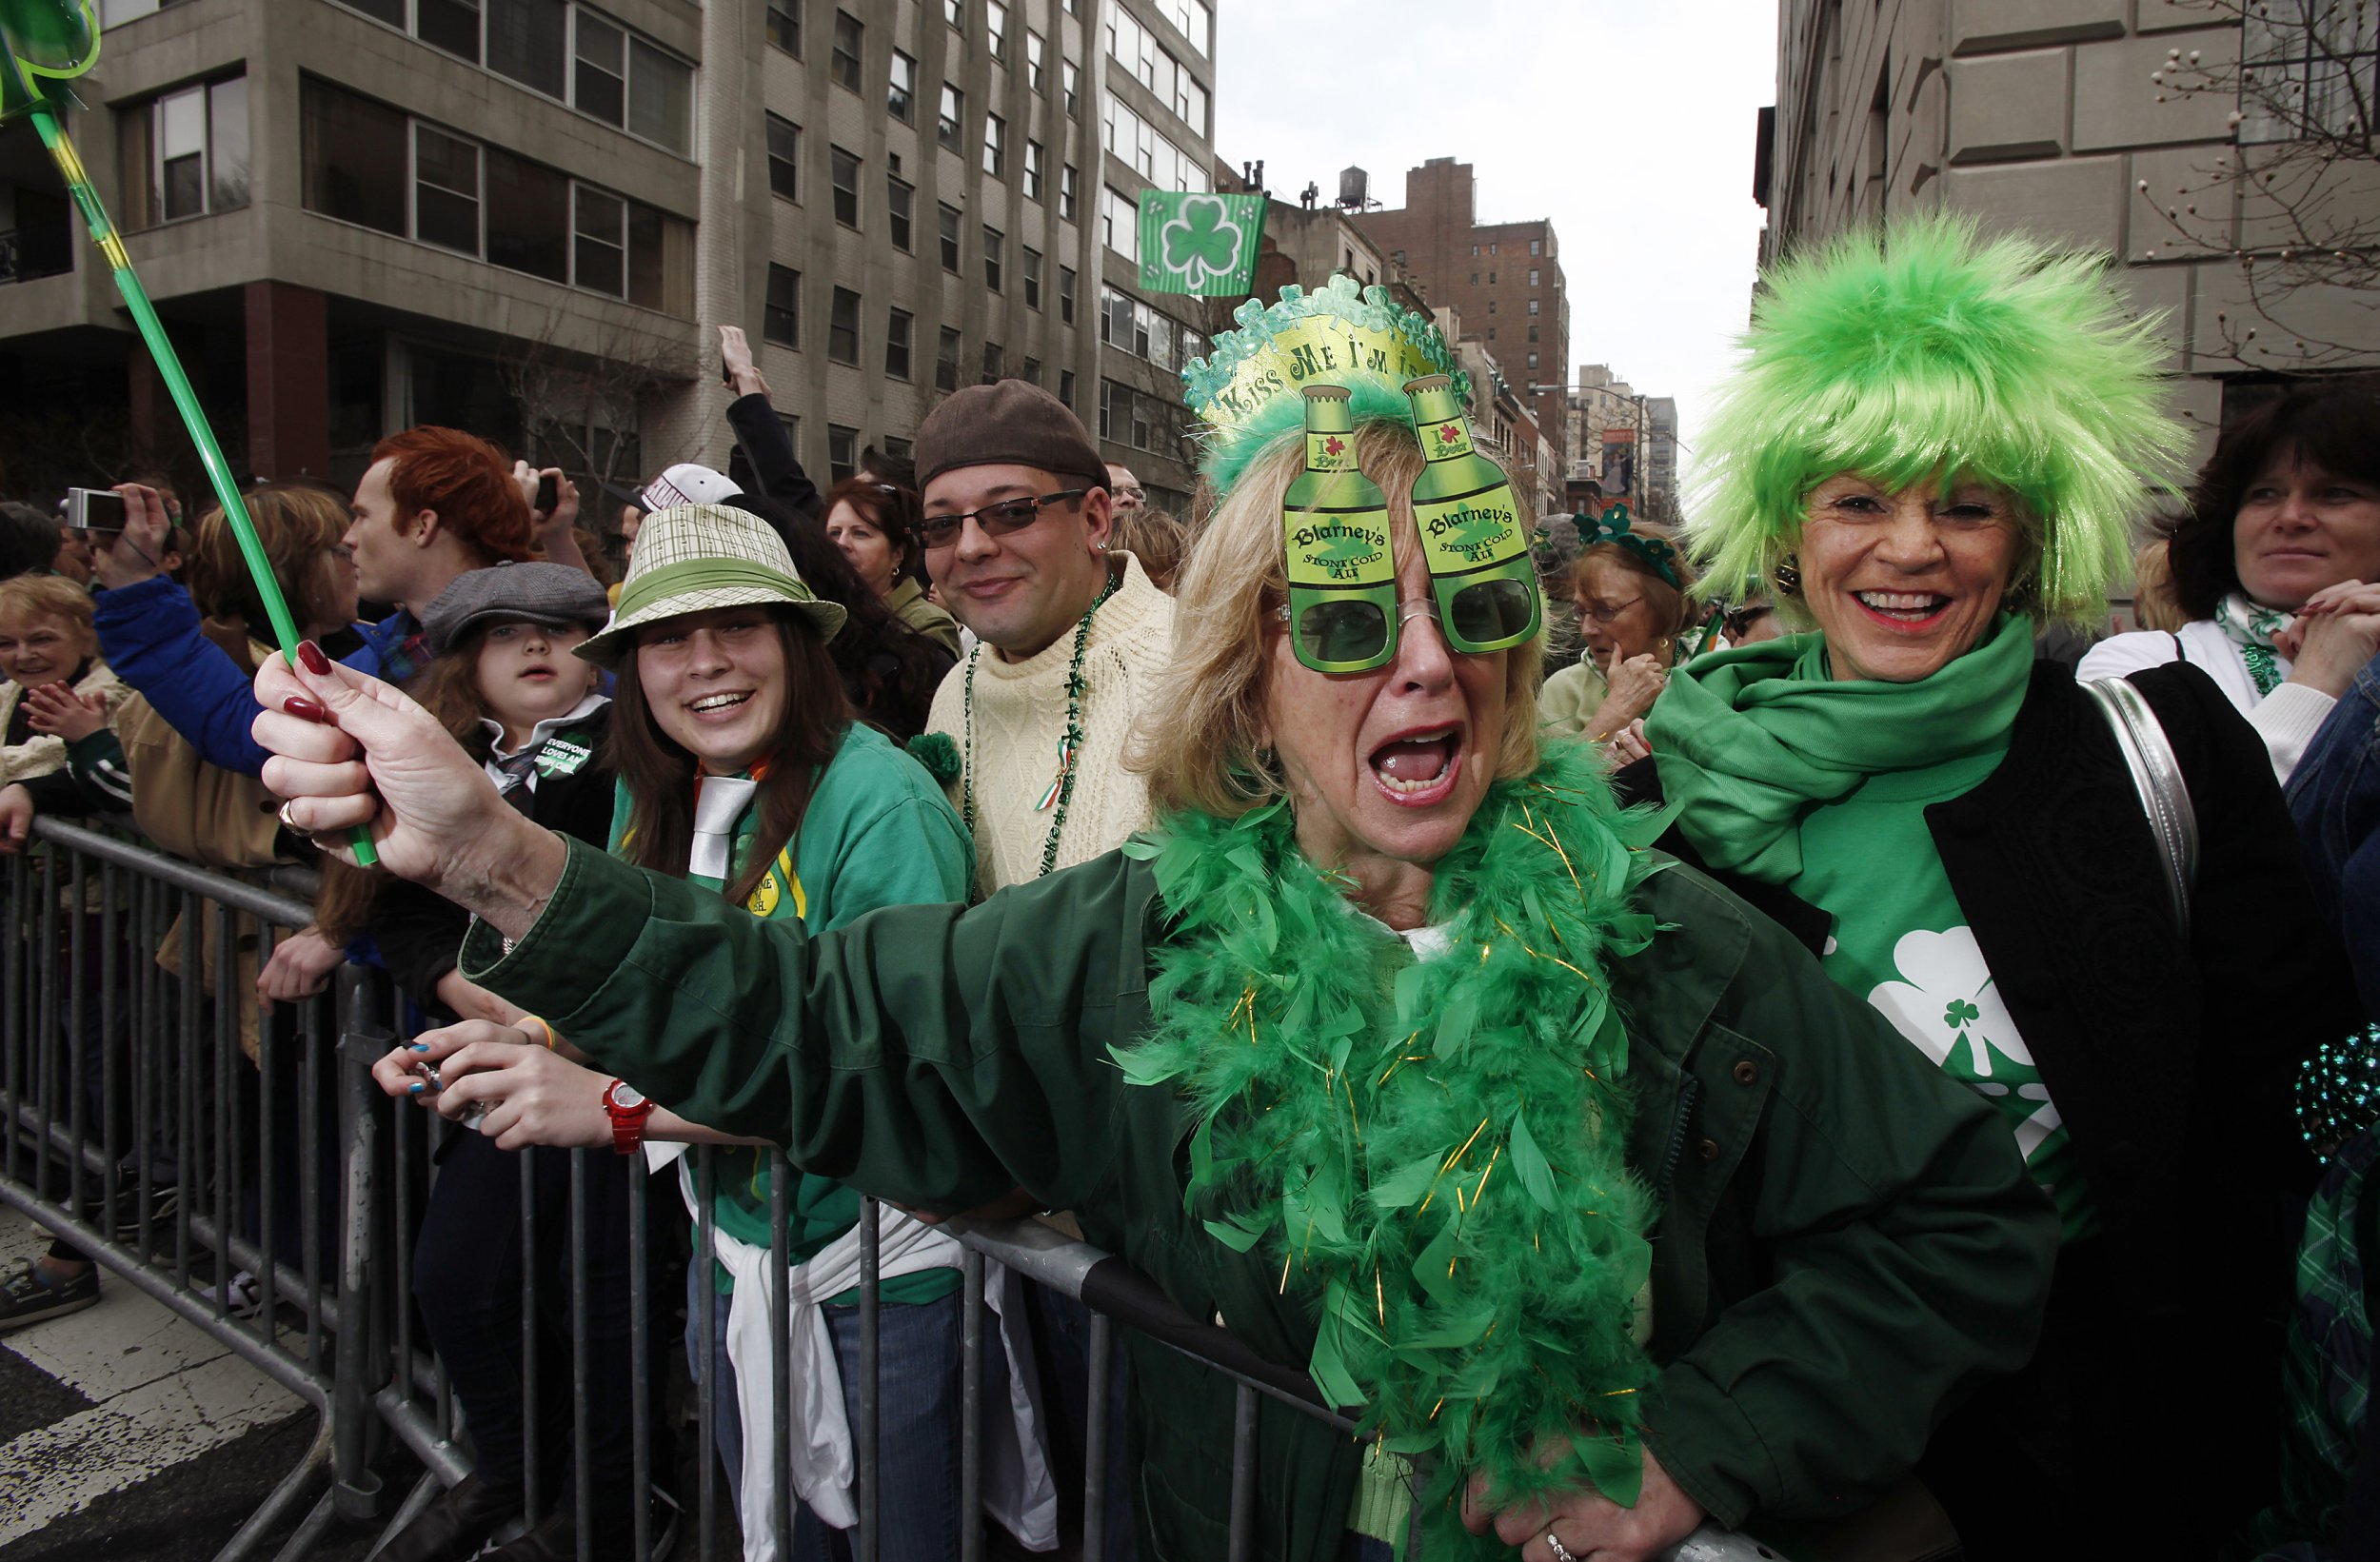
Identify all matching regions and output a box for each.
[2290,653,2380,1014]
[92,575,399,777]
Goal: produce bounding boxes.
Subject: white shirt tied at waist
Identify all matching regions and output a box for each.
[651,1145,1059,1558]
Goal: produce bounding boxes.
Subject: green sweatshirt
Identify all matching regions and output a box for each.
[467,820,2056,1561]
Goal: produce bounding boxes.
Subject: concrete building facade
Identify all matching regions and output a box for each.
[1355,156,1572,486]
[0,0,1215,516]
[1759,0,2380,475]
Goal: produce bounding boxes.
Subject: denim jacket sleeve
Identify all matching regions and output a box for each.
[2289,654,2380,1013]
[92,576,275,776]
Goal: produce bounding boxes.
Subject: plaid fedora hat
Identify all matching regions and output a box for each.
[575,503,845,667]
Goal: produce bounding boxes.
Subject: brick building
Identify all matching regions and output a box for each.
[1355,156,1572,483]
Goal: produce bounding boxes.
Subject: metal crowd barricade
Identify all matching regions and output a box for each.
[2,816,1775,1562]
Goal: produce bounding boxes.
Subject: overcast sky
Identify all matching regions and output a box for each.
[1214,0,1779,465]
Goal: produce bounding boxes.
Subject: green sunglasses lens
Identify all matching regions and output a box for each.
[1448,574,1539,648]
[1298,597,1393,668]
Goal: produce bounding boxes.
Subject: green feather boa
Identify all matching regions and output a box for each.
[1116,741,1665,1552]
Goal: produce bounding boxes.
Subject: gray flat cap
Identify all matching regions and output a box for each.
[424,562,613,658]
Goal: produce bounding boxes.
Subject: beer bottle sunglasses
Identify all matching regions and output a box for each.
[1282,570,1541,674]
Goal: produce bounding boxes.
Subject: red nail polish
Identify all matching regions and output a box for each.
[297,641,331,676]
[283,696,328,723]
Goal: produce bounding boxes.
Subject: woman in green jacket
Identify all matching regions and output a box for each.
[255,281,2056,1562]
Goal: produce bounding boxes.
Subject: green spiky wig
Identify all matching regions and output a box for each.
[1687,214,2189,624]
[1181,276,1469,497]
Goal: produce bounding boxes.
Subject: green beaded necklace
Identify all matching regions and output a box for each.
[961,566,1121,879]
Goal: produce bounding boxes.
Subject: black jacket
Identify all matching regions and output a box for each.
[724,391,823,522]
[1618,659,2364,1555]
[376,706,618,1019]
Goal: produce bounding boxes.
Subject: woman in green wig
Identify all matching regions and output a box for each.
[1621,216,2363,1559]
[248,279,2056,1562]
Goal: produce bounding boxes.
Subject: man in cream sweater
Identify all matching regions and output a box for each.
[917,383,1176,895]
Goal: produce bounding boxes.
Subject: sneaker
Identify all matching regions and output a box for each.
[112,1184,179,1244]
[0,1257,101,1333]
[196,1269,264,1317]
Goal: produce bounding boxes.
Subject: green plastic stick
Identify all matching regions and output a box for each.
[16,66,378,863]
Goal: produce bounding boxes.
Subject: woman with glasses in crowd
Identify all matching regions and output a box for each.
[820,476,962,659]
[1538,515,1698,753]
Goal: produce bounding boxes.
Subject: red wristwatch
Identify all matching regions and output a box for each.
[601,1078,653,1156]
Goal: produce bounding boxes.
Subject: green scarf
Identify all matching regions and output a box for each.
[1117,742,1664,1554]
[1645,613,2033,883]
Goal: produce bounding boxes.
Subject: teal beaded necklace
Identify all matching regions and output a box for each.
[961,567,1121,879]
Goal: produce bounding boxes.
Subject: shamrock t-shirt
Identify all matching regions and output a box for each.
[1789,747,2100,1244]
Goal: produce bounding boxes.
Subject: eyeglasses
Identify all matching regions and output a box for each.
[1576,594,1645,625]
[1114,485,1146,504]
[911,489,1086,552]
[1277,595,1522,672]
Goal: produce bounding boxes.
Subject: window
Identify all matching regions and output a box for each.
[1101,185,1138,261]
[885,306,913,379]
[626,38,693,154]
[986,0,1007,59]
[573,185,625,293]
[887,49,916,121]
[830,10,862,89]
[982,341,1003,381]
[1530,238,1541,256]
[829,287,860,365]
[829,425,859,482]
[1488,270,1496,284]
[1026,29,1045,90]
[1469,243,1479,256]
[1489,241,1498,255]
[418,0,480,62]
[887,175,914,249]
[939,203,962,271]
[1058,368,1076,407]
[1527,351,1539,371]
[573,13,625,126]
[486,149,567,279]
[1527,325,1538,343]
[301,78,407,234]
[488,0,566,98]
[2242,3,2380,142]
[982,225,1003,290]
[1024,138,1043,201]
[764,0,799,55]
[1487,299,1497,314]
[1022,356,1041,385]
[765,114,799,200]
[414,125,481,253]
[983,113,1005,177]
[1059,264,1077,323]
[937,326,961,392]
[1149,0,1212,54]
[883,436,912,460]
[1101,96,1205,190]
[125,75,251,227]
[1469,272,1478,285]
[1100,287,1186,370]
[1022,246,1041,308]
[1528,268,1539,287]
[1527,298,1539,315]
[938,83,962,149]
[764,264,799,346]
[1062,59,1079,115]
[1105,5,1206,133]
[942,0,961,24]
[830,145,860,226]
[1059,163,1078,221]
[1487,326,1496,340]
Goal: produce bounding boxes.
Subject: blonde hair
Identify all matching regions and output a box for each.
[2132,538,2187,633]
[1133,422,1544,821]
[1569,541,1700,643]
[0,572,95,637]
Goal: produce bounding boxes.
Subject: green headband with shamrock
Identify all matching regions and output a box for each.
[1577,504,1679,587]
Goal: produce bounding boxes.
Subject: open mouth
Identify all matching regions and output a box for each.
[688,691,752,716]
[1852,589,1953,628]
[521,664,556,682]
[1368,724,1463,805]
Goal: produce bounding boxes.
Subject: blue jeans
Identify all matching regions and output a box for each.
[685,1267,994,1562]
[2288,653,2380,1013]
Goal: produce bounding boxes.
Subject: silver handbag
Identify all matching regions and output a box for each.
[2081,676,2199,937]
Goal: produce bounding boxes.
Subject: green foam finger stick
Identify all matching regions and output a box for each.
[1,6,376,862]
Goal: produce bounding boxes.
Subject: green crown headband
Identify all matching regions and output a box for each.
[1183,275,1468,500]
[1577,504,1678,587]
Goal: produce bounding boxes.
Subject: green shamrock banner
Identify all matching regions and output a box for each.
[1137,189,1266,297]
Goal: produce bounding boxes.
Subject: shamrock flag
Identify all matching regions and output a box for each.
[1138,189,1266,297]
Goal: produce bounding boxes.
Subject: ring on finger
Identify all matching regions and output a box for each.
[1545,1533,1580,1562]
[275,800,314,840]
